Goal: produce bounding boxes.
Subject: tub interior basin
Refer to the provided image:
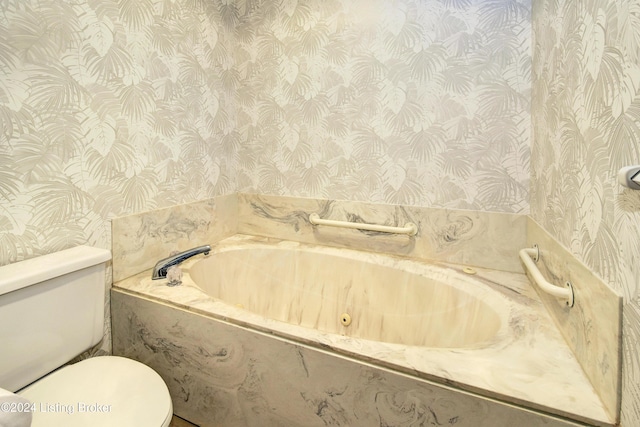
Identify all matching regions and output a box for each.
[188,245,505,348]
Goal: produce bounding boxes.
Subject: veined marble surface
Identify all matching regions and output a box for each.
[111,194,238,282]
[110,193,527,281]
[526,218,622,423]
[113,234,613,426]
[237,193,528,273]
[109,193,619,424]
[112,289,584,427]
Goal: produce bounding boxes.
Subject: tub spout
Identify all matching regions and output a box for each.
[151,245,211,280]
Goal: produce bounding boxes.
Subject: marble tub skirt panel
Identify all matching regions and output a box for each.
[111,290,586,427]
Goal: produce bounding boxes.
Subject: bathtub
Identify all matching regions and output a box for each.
[188,241,506,349]
[112,235,610,426]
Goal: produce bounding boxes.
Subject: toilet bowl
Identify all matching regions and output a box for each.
[0,245,173,427]
[18,356,172,427]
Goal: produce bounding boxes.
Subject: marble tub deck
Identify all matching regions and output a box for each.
[113,234,612,426]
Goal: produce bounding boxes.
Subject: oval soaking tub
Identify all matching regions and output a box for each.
[112,235,611,427]
[188,245,505,349]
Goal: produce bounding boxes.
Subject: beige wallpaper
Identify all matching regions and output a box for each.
[531,0,640,424]
[0,0,237,264]
[0,0,531,265]
[234,0,532,212]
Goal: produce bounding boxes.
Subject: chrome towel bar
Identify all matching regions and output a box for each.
[309,213,418,236]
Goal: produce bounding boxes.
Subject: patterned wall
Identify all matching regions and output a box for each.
[0,0,531,265]
[531,0,640,424]
[3,0,640,423]
[0,0,237,264]
[234,0,532,212]
[0,0,531,266]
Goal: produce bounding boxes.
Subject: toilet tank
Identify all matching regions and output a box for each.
[0,246,111,392]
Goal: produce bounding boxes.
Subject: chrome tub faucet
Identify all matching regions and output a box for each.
[151,245,211,280]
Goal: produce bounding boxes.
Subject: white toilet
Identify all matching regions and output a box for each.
[0,246,173,427]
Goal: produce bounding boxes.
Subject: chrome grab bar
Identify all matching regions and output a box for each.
[309,213,417,236]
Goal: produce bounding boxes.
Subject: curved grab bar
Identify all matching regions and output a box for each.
[519,247,574,307]
[309,213,417,236]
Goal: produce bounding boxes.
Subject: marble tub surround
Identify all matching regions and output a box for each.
[111,194,238,282]
[237,193,528,273]
[526,218,623,423]
[112,234,612,426]
[111,192,527,278]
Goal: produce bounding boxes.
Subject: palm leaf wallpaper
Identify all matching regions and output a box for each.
[0,0,237,260]
[234,0,531,211]
[0,0,531,260]
[2,0,640,424]
[531,1,640,424]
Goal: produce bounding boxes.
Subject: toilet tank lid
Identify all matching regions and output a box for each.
[0,246,111,296]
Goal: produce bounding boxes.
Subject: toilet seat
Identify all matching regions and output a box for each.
[18,356,172,427]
